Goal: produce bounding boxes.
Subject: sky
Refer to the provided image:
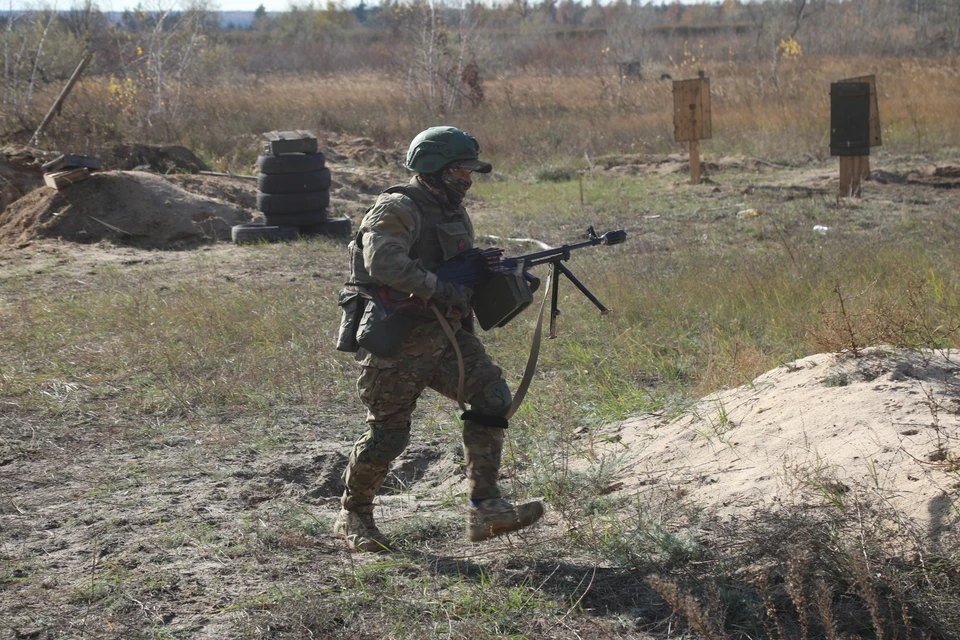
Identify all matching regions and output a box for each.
[5,0,713,15]
[4,0,348,11]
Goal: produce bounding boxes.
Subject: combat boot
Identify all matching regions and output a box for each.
[467,497,545,542]
[333,508,393,553]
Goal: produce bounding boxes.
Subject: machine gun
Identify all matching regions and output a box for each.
[437,226,627,336]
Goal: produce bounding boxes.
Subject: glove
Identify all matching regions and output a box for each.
[433,280,473,316]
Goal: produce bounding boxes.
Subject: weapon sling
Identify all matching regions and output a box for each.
[431,269,553,420]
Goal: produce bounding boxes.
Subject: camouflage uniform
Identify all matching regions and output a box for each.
[342,176,512,517]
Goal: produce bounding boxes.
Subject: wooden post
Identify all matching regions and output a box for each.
[31,52,94,146]
[689,140,700,184]
[839,156,865,197]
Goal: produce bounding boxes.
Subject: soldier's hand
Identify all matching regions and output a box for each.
[434,280,473,315]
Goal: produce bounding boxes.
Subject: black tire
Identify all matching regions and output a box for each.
[257,152,325,175]
[256,190,330,214]
[302,217,352,239]
[232,224,299,244]
[258,168,331,194]
[264,210,328,227]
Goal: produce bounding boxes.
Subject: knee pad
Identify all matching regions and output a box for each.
[468,380,512,418]
[360,428,411,465]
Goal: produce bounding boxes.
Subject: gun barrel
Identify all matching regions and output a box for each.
[518,229,626,267]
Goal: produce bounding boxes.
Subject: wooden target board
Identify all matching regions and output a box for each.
[831,75,881,197]
[839,74,881,148]
[672,77,712,142]
[672,77,712,183]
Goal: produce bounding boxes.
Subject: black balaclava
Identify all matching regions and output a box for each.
[418,162,471,208]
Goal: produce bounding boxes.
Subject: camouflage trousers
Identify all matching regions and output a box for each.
[341,314,511,513]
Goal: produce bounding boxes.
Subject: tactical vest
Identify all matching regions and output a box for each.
[349,180,474,287]
[338,180,476,355]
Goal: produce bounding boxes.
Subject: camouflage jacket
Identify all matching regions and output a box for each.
[348,176,475,301]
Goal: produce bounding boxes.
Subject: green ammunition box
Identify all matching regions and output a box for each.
[262,130,319,156]
[472,269,534,331]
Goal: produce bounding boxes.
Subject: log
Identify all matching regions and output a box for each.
[31,53,94,146]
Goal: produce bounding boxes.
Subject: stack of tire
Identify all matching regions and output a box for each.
[232,130,352,244]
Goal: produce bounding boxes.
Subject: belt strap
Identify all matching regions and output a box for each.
[506,270,551,420]
[431,304,467,412]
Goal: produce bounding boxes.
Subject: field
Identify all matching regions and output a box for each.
[3,4,960,638]
[3,140,960,637]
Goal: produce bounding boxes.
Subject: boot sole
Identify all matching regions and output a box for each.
[468,522,513,542]
[337,532,394,553]
[467,513,542,542]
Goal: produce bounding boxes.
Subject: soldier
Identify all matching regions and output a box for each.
[334,126,545,552]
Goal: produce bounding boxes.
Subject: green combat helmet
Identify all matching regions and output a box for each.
[405,126,493,174]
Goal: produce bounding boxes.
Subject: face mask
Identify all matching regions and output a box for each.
[441,165,473,199]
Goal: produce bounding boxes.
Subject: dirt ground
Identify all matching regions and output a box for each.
[2,144,960,638]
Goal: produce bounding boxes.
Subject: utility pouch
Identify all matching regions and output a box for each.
[335,288,366,353]
[355,292,417,358]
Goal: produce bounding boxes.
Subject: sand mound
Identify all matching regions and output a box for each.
[0,170,254,247]
[595,346,960,529]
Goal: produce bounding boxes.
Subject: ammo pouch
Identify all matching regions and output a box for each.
[355,292,417,358]
[472,266,534,331]
[336,288,366,353]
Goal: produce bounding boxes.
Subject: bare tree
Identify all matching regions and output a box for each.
[119,0,213,132]
[602,2,651,109]
[24,5,56,118]
[402,0,483,114]
[63,0,107,40]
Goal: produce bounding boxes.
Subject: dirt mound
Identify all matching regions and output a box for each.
[103,144,209,174]
[165,173,259,211]
[0,146,46,215]
[320,132,402,167]
[594,346,960,530]
[0,170,253,247]
[0,144,209,218]
[859,164,960,190]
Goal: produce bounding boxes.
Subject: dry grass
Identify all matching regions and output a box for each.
[18,56,960,171]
